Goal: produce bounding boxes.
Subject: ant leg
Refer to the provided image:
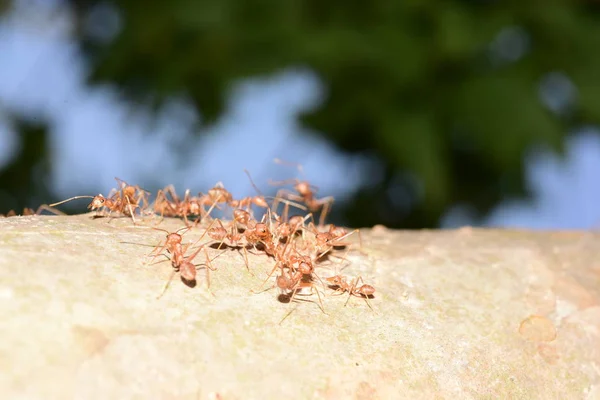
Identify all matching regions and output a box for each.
[328,288,346,298]
[322,246,352,269]
[317,197,334,227]
[356,229,365,254]
[271,189,285,215]
[344,276,375,311]
[355,276,376,312]
[104,208,117,224]
[268,178,300,186]
[153,212,166,227]
[34,204,66,216]
[107,188,119,199]
[309,269,328,291]
[276,283,302,325]
[343,277,359,307]
[124,196,138,225]
[362,292,375,312]
[198,247,216,297]
[278,304,298,325]
[183,212,191,228]
[251,261,282,293]
[164,185,181,204]
[156,269,177,299]
[329,229,361,249]
[282,201,290,222]
[281,280,327,320]
[145,242,169,266]
[272,189,301,215]
[203,195,222,222]
[240,246,253,276]
[310,283,327,315]
[145,252,172,267]
[192,215,202,228]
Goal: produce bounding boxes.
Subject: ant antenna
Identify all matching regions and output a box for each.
[49,196,94,207]
[244,169,265,197]
[273,158,304,175]
[152,226,191,235]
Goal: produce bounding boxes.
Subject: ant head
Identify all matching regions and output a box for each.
[208,187,231,202]
[255,223,268,235]
[315,232,328,242]
[298,261,313,275]
[88,194,106,210]
[166,232,183,244]
[276,223,292,237]
[288,215,304,226]
[188,202,201,215]
[330,226,347,237]
[325,276,342,286]
[294,181,311,196]
[253,197,268,208]
[233,209,250,225]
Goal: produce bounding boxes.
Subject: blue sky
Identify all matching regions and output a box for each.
[1,1,599,229]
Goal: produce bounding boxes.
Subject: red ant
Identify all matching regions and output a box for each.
[269,158,334,227]
[50,178,148,224]
[203,182,233,207]
[325,275,376,311]
[311,224,362,260]
[153,185,221,227]
[275,262,327,324]
[231,170,307,229]
[272,212,313,244]
[114,177,151,216]
[147,220,218,298]
[146,225,192,266]
[228,170,270,212]
[206,219,253,275]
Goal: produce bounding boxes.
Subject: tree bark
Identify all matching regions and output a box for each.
[1,215,599,399]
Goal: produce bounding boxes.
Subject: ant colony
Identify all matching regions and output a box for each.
[5,160,376,322]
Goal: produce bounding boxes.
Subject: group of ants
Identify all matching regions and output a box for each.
[1,161,376,323]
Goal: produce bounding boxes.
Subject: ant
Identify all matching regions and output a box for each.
[311,224,362,260]
[202,182,233,208]
[153,185,181,219]
[50,178,148,224]
[114,177,151,217]
[159,242,216,299]
[228,170,270,212]
[275,265,327,325]
[147,220,217,298]
[231,170,307,227]
[325,275,376,311]
[206,219,253,275]
[269,158,334,227]
[153,185,220,227]
[145,225,192,266]
[272,212,313,244]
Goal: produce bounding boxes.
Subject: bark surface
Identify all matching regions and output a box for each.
[1,215,599,399]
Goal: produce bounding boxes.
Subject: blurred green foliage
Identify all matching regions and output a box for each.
[2,0,600,227]
[0,114,52,213]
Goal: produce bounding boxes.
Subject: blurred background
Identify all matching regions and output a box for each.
[1,0,600,229]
